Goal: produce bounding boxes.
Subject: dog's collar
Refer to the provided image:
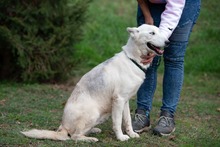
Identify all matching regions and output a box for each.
[129,58,146,73]
[123,51,146,73]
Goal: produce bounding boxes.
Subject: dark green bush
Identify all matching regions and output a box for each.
[0,0,91,82]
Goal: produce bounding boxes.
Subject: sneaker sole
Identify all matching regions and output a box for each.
[154,127,176,136]
[134,125,151,133]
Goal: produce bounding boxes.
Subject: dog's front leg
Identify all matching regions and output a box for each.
[123,101,139,138]
[112,96,130,141]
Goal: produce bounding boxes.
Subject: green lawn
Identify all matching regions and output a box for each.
[0,74,219,146]
[0,0,220,146]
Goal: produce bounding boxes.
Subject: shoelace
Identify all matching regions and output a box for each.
[158,116,173,127]
[135,113,147,125]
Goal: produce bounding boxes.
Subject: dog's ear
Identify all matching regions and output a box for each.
[127,27,139,38]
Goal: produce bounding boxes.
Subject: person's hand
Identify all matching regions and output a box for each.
[140,53,156,65]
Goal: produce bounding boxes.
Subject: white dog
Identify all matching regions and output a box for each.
[21,24,167,142]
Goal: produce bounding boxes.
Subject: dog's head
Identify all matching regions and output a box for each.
[127,24,169,56]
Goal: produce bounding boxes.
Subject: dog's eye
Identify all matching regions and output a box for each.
[149,32,155,35]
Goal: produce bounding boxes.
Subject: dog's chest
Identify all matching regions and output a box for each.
[114,72,145,99]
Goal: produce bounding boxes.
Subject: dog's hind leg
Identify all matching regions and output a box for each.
[71,128,99,142]
[86,128,102,134]
[70,119,99,142]
[71,134,99,142]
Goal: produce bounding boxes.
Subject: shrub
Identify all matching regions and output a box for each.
[0,0,91,82]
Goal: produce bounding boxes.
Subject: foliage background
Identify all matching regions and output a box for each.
[0,0,91,82]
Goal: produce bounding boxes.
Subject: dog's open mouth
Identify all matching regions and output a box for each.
[147,42,164,55]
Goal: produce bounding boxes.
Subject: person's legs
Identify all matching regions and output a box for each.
[136,2,165,112]
[153,0,201,136]
[161,0,201,115]
[133,3,165,132]
[136,56,160,112]
[133,0,201,134]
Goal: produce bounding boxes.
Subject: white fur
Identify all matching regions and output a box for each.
[21,24,167,142]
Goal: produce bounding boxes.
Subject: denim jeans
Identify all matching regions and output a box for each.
[136,0,201,115]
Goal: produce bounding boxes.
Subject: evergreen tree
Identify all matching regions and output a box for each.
[0,0,91,82]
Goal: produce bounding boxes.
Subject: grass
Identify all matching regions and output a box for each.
[71,0,137,74]
[72,0,220,75]
[0,75,219,146]
[0,0,220,146]
[184,0,220,74]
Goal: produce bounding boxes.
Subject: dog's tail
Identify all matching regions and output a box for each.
[21,126,70,141]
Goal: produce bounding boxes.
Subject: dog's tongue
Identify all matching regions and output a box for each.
[156,48,164,54]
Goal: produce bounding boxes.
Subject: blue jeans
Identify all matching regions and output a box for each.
[136,0,201,116]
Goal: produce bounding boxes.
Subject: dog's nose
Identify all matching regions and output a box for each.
[165,41,170,47]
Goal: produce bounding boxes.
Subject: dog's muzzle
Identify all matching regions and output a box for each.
[147,42,164,55]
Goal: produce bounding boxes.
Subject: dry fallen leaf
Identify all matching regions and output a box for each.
[169,135,176,141]
[0,99,6,106]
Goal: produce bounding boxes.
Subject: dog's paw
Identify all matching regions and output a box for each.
[128,132,140,138]
[117,134,130,141]
[86,137,99,142]
[72,135,99,142]
[90,128,102,134]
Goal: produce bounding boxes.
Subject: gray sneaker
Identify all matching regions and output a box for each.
[132,109,151,133]
[153,110,175,136]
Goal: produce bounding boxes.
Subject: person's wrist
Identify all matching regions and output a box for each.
[159,29,170,40]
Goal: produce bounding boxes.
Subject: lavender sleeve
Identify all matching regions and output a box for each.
[158,0,186,39]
